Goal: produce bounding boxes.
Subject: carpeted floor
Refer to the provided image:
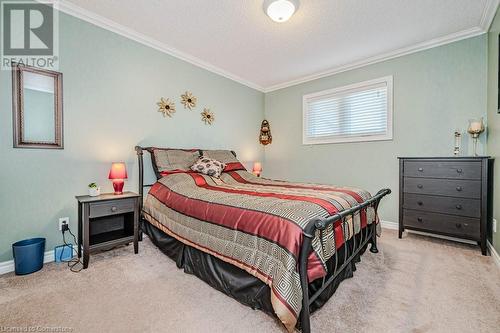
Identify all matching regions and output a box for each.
[0,229,499,333]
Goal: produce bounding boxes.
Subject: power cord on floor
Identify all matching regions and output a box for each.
[59,225,83,273]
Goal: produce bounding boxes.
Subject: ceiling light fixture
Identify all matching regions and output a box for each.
[263,0,299,23]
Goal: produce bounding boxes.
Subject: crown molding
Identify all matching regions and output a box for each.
[263,26,485,92]
[264,0,499,92]
[55,0,497,94]
[56,1,265,92]
[480,0,500,32]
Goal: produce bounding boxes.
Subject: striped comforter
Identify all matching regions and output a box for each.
[143,170,376,331]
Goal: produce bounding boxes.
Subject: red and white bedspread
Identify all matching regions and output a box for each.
[143,170,376,331]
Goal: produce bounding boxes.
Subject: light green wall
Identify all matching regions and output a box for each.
[264,36,488,225]
[0,13,264,262]
[0,8,494,263]
[487,10,500,253]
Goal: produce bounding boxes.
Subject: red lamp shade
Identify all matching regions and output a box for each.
[252,162,262,177]
[108,162,128,195]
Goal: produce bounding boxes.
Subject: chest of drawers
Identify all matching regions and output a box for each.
[398,157,494,255]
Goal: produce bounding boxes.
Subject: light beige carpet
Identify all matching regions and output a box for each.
[0,229,499,333]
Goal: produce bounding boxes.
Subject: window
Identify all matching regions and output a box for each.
[303,76,393,144]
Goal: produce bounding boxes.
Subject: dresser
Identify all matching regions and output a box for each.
[398,157,493,255]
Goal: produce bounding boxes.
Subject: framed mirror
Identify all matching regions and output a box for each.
[12,63,63,149]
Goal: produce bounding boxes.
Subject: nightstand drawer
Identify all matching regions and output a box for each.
[403,193,480,218]
[403,209,480,239]
[403,177,481,198]
[89,198,135,218]
[404,160,481,179]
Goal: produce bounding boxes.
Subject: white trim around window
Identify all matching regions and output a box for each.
[302,76,393,145]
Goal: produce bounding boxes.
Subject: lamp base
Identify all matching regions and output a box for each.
[112,179,124,195]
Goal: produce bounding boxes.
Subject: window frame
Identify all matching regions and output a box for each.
[302,76,393,145]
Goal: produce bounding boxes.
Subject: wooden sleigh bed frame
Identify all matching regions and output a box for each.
[135,146,391,332]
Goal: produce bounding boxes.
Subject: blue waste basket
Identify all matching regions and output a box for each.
[12,238,46,275]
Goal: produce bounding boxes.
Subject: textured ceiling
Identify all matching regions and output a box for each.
[63,0,496,91]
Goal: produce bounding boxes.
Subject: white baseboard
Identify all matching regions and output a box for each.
[2,227,498,274]
[382,220,500,269]
[488,241,500,269]
[0,250,55,275]
[381,220,477,244]
[380,220,398,230]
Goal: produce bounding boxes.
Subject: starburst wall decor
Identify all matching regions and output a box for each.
[156,92,216,128]
[157,97,176,117]
[180,91,197,110]
[201,108,215,125]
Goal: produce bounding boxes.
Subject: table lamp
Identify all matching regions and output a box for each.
[252,162,262,177]
[108,162,128,195]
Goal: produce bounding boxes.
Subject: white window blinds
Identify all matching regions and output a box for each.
[303,76,393,144]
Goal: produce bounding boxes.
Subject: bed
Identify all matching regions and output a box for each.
[135,146,390,332]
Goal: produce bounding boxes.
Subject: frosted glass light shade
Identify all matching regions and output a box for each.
[264,0,299,23]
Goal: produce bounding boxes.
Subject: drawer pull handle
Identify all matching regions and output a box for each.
[111,206,118,212]
[456,204,462,210]
[417,217,423,223]
[417,201,423,206]
[417,184,423,189]
[456,186,463,192]
[456,168,463,173]
[418,167,423,172]
[455,223,462,229]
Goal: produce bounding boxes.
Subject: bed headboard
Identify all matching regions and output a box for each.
[135,146,155,214]
[135,146,237,213]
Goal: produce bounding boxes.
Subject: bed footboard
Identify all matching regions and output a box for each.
[298,188,391,333]
[136,145,390,332]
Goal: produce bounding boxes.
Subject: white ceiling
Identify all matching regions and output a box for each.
[61,0,498,92]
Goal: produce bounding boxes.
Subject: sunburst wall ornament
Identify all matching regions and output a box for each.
[180,91,197,110]
[201,108,215,125]
[157,97,176,117]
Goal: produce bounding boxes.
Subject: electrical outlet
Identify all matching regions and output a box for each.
[493,219,497,233]
[59,217,69,231]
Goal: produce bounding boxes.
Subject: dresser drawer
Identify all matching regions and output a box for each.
[403,193,480,218]
[404,160,481,180]
[89,198,136,218]
[403,177,481,198]
[403,209,480,239]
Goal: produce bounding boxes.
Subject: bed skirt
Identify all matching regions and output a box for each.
[142,219,369,326]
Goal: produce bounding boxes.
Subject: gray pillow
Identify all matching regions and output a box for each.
[152,148,200,174]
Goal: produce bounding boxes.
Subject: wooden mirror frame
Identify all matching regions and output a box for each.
[12,62,64,149]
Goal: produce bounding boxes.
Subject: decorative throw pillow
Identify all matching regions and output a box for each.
[201,150,246,172]
[152,148,200,176]
[190,157,226,178]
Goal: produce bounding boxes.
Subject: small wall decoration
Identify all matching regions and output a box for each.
[259,119,272,145]
[181,91,197,110]
[157,97,176,117]
[201,108,215,125]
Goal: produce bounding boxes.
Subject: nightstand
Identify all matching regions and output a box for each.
[75,192,141,269]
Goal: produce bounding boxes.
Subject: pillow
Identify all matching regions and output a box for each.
[152,148,200,177]
[201,150,246,172]
[190,157,226,178]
